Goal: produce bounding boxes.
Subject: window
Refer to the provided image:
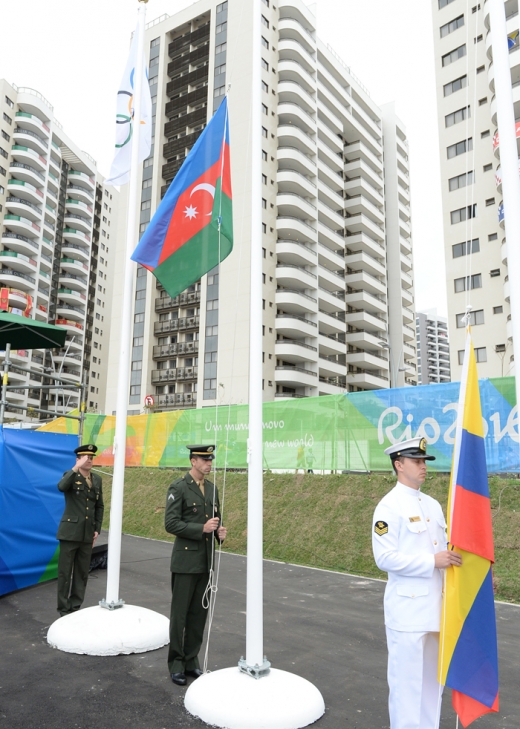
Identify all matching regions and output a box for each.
[440,15,464,38]
[475,34,483,43]
[472,4,481,12]
[262,198,267,208]
[488,233,498,241]
[485,197,495,206]
[445,106,470,127]
[3,113,12,125]
[262,103,268,115]
[452,238,479,257]
[439,0,455,7]
[456,309,484,327]
[442,44,466,66]
[262,81,269,93]
[134,313,145,323]
[131,361,142,371]
[130,385,141,396]
[1,130,9,142]
[444,74,467,96]
[449,170,474,190]
[0,166,5,177]
[475,347,486,362]
[262,0,269,5]
[0,185,3,195]
[151,37,160,47]
[216,1,228,10]
[215,42,227,54]
[144,157,153,168]
[493,306,503,314]
[216,21,227,33]
[454,273,481,292]
[476,65,485,74]
[214,86,225,98]
[261,36,269,49]
[0,147,7,159]
[262,173,267,184]
[215,63,226,76]
[479,97,488,106]
[4,96,14,108]
[261,15,269,28]
[262,222,267,233]
[142,179,152,189]
[262,58,269,71]
[447,137,472,158]
[483,163,492,172]
[262,126,268,138]
[490,268,500,277]
[133,336,144,346]
[141,200,151,210]
[262,149,267,161]
[451,204,476,224]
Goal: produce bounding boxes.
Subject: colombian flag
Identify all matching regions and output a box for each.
[439,329,499,727]
[131,96,232,299]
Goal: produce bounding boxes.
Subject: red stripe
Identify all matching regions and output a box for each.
[452,689,499,727]
[451,485,495,562]
[221,141,232,198]
[158,159,221,265]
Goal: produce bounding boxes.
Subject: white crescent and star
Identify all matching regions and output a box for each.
[183,183,216,219]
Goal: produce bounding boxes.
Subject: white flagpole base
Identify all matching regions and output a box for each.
[46,605,169,656]
[185,667,325,729]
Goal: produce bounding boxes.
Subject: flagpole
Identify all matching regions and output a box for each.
[47,0,169,656]
[103,0,148,609]
[489,0,520,416]
[184,1,323,725]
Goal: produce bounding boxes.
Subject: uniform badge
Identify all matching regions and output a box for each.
[374,520,389,536]
[409,516,421,523]
[193,507,197,513]
[168,494,174,501]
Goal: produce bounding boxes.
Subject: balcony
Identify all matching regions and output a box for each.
[63,213,92,235]
[0,268,35,292]
[317,286,344,314]
[61,242,90,262]
[153,340,199,359]
[277,145,316,177]
[275,365,318,389]
[56,303,85,321]
[346,309,387,334]
[275,288,317,315]
[11,145,47,172]
[0,250,37,276]
[318,308,346,336]
[318,263,345,292]
[347,370,389,390]
[63,228,91,247]
[65,198,93,218]
[277,191,317,221]
[318,356,345,378]
[317,138,343,174]
[345,195,384,227]
[278,58,316,94]
[59,273,88,293]
[278,80,315,115]
[68,170,95,190]
[317,158,343,193]
[278,38,315,74]
[276,239,316,267]
[57,288,87,305]
[154,316,200,335]
[276,313,317,339]
[317,221,344,249]
[346,350,389,371]
[13,127,48,155]
[276,215,317,242]
[7,178,44,206]
[1,231,39,257]
[276,262,317,290]
[60,257,89,276]
[152,366,198,384]
[275,337,317,364]
[345,289,386,316]
[277,168,317,198]
[345,213,384,242]
[278,102,316,135]
[317,199,344,231]
[318,332,345,356]
[15,111,50,136]
[345,250,385,278]
[345,270,386,297]
[5,196,41,222]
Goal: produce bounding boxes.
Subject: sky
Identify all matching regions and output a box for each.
[0,0,447,316]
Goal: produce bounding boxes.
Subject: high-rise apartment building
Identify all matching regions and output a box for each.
[106,0,417,415]
[0,81,118,421]
[431,0,514,380]
[416,309,451,385]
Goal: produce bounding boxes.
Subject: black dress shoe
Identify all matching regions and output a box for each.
[185,668,204,679]
[171,672,187,685]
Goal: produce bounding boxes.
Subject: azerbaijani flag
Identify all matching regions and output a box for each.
[131,97,232,299]
[439,328,499,727]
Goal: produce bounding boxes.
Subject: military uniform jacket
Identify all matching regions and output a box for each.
[56,470,104,543]
[372,482,447,633]
[165,472,221,574]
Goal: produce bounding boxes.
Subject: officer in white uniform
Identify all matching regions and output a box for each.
[372,437,462,729]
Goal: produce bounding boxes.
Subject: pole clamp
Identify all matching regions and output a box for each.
[238,656,271,680]
[99,598,125,611]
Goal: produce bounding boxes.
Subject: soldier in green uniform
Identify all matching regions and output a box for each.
[165,444,227,685]
[56,444,104,617]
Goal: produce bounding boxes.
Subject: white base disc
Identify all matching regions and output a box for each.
[47,604,169,656]
[185,667,325,729]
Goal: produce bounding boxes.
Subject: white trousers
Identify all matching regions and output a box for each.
[385,627,443,729]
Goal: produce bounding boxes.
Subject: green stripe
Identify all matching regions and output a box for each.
[38,544,60,583]
[154,193,232,299]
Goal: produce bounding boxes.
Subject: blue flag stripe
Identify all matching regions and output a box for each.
[455,429,490,497]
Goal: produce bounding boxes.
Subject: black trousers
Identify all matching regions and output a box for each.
[57,540,92,616]
[167,572,209,674]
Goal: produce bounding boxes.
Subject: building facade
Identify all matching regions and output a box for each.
[416,309,451,384]
[431,0,514,380]
[106,0,418,415]
[0,81,117,420]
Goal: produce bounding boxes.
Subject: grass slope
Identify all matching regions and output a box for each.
[95,467,520,604]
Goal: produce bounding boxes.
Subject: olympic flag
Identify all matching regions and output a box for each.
[105,24,152,186]
[439,329,499,727]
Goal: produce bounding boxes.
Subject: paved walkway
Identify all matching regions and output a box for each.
[1,534,518,728]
